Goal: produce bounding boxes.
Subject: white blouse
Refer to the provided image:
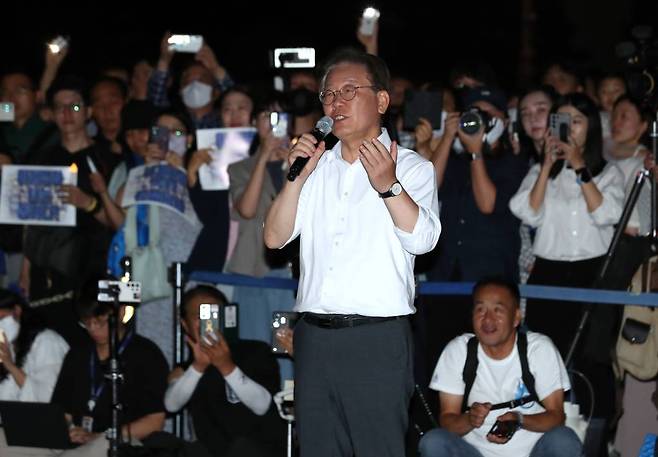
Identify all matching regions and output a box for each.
[509,162,625,261]
[0,329,69,402]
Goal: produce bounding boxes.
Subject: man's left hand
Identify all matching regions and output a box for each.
[359,139,398,194]
[200,331,236,376]
[486,411,520,445]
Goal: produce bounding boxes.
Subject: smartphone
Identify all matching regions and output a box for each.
[47,36,69,54]
[167,35,204,53]
[403,90,444,131]
[149,126,170,155]
[0,102,15,122]
[487,420,519,440]
[549,112,571,143]
[271,311,299,354]
[199,303,220,342]
[270,112,290,138]
[359,7,380,36]
[271,48,316,69]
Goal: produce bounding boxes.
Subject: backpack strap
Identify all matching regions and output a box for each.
[461,336,480,413]
[517,331,543,408]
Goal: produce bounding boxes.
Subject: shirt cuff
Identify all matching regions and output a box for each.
[393,206,440,255]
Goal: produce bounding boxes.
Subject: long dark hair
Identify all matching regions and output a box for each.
[548,93,605,179]
[0,289,46,381]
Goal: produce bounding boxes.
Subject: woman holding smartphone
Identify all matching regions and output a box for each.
[509,93,624,421]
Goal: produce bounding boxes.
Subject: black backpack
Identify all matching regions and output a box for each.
[461,331,544,412]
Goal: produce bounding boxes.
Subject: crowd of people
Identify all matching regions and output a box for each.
[0,18,656,457]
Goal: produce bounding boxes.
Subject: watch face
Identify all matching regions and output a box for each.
[391,182,403,196]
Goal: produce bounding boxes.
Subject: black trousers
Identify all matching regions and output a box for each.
[293,317,414,457]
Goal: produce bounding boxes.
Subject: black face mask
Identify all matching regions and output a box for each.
[284,88,321,116]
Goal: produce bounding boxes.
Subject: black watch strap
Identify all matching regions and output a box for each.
[575,167,592,184]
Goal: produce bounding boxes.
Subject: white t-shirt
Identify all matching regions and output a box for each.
[430,332,570,457]
[0,329,69,402]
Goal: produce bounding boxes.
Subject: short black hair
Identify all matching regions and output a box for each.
[91,75,129,101]
[75,278,113,320]
[320,47,391,93]
[181,285,228,318]
[46,75,90,107]
[472,277,521,308]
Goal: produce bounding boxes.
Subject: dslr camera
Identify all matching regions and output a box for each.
[459,107,492,135]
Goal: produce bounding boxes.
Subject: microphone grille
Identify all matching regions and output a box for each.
[316,116,334,135]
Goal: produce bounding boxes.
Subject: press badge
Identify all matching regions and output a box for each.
[82,416,94,433]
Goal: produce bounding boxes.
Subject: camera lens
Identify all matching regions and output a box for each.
[459,111,483,135]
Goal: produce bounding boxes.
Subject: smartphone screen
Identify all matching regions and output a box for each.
[403,91,443,131]
[271,311,299,354]
[0,102,15,122]
[199,303,220,342]
[270,112,291,138]
[487,420,519,440]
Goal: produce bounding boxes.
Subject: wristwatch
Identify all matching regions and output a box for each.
[379,181,403,198]
[575,167,592,185]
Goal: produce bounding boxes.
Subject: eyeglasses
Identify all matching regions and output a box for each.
[319,84,378,105]
[53,103,84,114]
[79,314,110,330]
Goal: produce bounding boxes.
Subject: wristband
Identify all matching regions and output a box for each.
[85,197,98,214]
[514,411,524,429]
[575,167,592,185]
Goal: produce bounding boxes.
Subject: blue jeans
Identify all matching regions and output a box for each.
[419,426,582,457]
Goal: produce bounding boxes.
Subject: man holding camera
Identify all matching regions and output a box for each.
[164,285,285,457]
[264,48,440,456]
[419,278,581,457]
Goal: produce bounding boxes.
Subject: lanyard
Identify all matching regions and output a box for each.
[87,330,133,413]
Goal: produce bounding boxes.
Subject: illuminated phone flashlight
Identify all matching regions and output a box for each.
[47,36,69,54]
[363,7,380,20]
[270,112,279,128]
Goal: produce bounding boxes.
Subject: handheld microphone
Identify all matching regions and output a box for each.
[287,116,334,181]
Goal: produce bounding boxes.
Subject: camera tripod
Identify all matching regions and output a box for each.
[564,118,658,367]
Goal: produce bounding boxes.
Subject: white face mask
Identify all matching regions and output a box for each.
[181,81,213,109]
[169,134,187,156]
[0,315,20,343]
[452,116,505,153]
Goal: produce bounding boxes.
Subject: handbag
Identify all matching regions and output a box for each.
[124,205,170,302]
[615,255,658,381]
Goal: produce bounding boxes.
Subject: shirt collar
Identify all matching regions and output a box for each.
[328,128,391,164]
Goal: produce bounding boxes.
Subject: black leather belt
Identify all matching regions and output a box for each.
[302,313,403,329]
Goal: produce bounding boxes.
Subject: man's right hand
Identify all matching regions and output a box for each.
[468,402,492,429]
[288,133,326,182]
[185,335,210,373]
[157,32,175,70]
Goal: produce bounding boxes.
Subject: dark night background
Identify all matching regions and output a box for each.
[2,0,657,93]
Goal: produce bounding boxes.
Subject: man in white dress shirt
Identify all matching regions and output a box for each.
[264,48,441,457]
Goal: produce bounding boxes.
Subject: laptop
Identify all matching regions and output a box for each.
[0,401,74,449]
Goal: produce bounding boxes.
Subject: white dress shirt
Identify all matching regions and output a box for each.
[0,329,69,402]
[509,162,624,261]
[284,129,441,316]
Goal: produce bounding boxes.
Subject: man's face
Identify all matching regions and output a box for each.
[0,74,37,121]
[472,285,521,350]
[181,65,215,89]
[182,293,217,344]
[52,90,89,135]
[91,82,125,135]
[543,65,581,96]
[322,62,389,142]
[124,128,149,156]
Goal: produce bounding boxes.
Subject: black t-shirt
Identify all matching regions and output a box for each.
[52,332,168,433]
[187,340,286,456]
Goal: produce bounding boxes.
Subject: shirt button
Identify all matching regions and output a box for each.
[572,230,578,236]
[571,211,577,216]
[459,218,465,225]
[343,192,348,197]
[329,267,334,272]
[457,241,462,246]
